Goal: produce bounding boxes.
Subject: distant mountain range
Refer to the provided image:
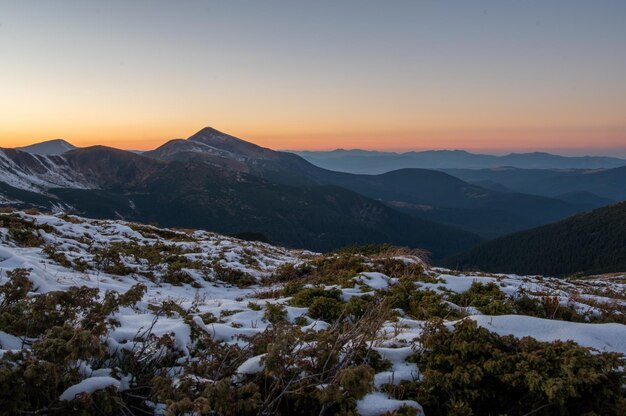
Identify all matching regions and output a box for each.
[0,128,618,259]
[295,149,626,173]
[443,167,626,202]
[443,202,626,276]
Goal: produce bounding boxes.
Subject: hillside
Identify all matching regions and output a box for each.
[0,211,624,415]
[443,202,626,276]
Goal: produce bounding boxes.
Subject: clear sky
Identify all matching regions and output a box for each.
[1,0,625,155]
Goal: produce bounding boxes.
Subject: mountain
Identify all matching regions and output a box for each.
[444,167,626,202]
[16,139,77,155]
[146,128,597,238]
[145,127,327,185]
[2,127,612,253]
[294,149,626,173]
[0,144,481,257]
[442,202,626,276]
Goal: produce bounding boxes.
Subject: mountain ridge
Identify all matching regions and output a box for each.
[295,149,626,173]
[0,141,482,257]
[1,127,616,254]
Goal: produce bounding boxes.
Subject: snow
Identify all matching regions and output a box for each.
[59,376,120,401]
[468,315,626,354]
[110,314,192,355]
[0,330,23,350]
[237,354,266,375]
[372,346,419,387]
[355,272,397,290]
[356,392,423,416]
[193,317,264,344]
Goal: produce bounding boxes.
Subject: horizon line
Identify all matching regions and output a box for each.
[8,137,626,159]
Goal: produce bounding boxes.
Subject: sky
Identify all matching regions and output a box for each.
[1,0,625,155]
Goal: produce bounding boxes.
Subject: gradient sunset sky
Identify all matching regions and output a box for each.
[1,1,626,155]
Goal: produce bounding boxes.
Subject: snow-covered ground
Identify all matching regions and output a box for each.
[0,211,624,415]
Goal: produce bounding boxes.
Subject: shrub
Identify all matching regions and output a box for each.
[308,297,344,322]
[374,258,424,280]
[289,287,342,307]
[448,282,514,315]
[412,319,626,416]
[386,278,453,319]
[162,267,196,286]
[93,245,134,275]
[247,301,262,311]
[339,364,375,399]
[42,244,72,267]
[269,262,313,282]
[343,295,375,321]
[513,294,586,322]
[73,257,89,272]
[263,302,288,324]
[0,268,33,308]
[213,264,256,287]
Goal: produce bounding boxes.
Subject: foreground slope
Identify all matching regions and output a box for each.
[0,211,624,415]
[443,202,626,276]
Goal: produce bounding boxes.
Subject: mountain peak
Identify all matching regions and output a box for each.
[188,127,245,144]
[194,126,228,136]
[16,139,77,155]
[186,126,272,157]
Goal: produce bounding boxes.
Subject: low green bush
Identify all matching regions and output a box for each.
[263,302,288,324]
[448,282,514,315]
[213,264,256,287]
[412,319,626,416]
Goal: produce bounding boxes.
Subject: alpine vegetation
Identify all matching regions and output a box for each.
[0,210,624,415]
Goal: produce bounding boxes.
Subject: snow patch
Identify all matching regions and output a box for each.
[59,376,120,401]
